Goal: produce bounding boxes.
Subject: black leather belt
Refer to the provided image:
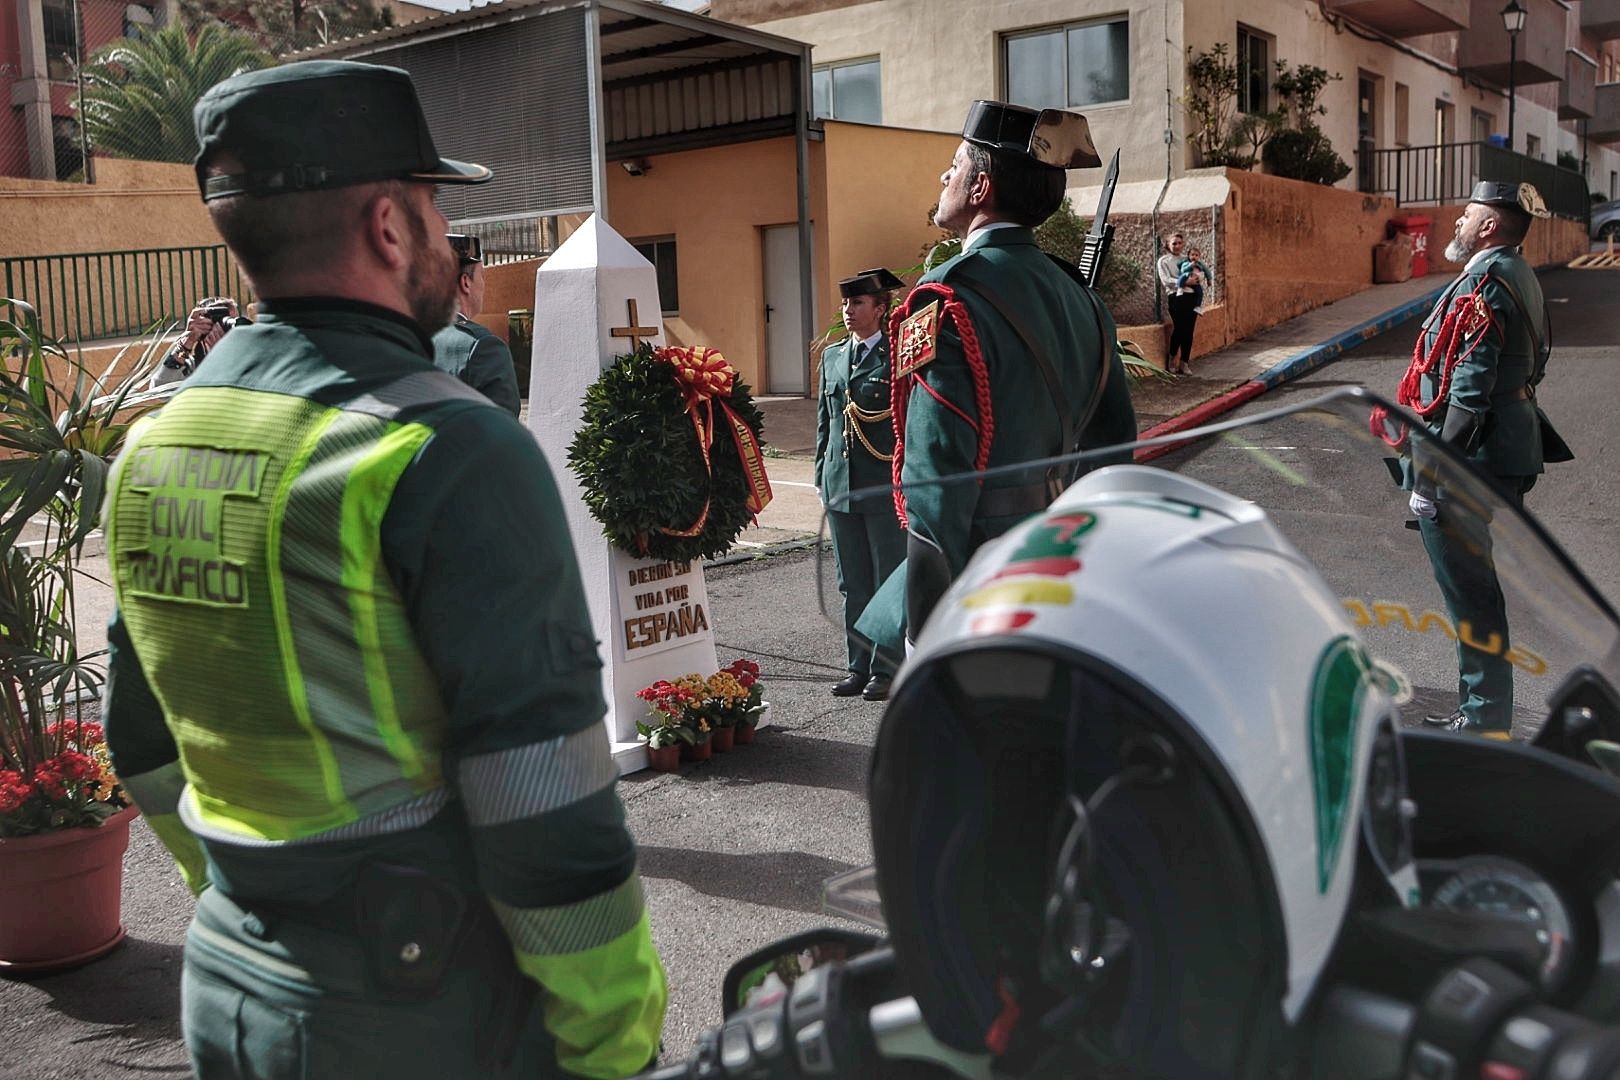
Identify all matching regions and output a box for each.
[976,482,1051,520]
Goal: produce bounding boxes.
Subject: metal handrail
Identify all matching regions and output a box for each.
[1357,141,1591,224]
[0,244,254,345]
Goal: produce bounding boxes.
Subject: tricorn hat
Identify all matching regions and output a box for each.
[1468,180,1551,219]
[194,60,491,201]
[447,233,483,265]
[961,100,1103,170]
[839,267,906,298]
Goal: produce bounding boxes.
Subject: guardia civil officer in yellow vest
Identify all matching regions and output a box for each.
[855,101,1137,662]
[816,268,907,702]
[102,61,666,1079]
[1399,180,1572,738]
[433,232,523,417]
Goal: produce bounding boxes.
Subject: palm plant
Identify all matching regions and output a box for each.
[74,23,272,165]
[0,301,160,836]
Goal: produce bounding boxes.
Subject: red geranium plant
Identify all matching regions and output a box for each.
[0,300,148,837]
[634,679,704,750]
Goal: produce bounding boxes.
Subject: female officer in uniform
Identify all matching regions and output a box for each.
[815,268,907,702]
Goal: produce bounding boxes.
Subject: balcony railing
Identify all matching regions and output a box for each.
[0,244,254,346]
[1358,141,1590,223]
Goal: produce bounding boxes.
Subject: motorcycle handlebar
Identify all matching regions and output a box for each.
[640,955,1620,1080]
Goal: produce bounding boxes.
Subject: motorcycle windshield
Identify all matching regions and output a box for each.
[816,386,1620,742]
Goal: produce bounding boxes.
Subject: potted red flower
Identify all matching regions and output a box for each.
[635,680,700,772]
[724,659,767,745]
[0,300,154,972]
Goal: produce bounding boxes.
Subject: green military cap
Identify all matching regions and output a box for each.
[1468,180,1551,219]
[193,59,491,201]
[838,267,905,298]
[961,100,1102,170]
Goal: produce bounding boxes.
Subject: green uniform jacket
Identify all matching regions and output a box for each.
[856,226,1137,653]
[815,333,896,513]
[1418,245,1548,477]
[103,299,665,1079]
[433,315,522,418]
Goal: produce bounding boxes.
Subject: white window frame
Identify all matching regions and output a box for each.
[811,57,882,124]
[1002,16,1132,110]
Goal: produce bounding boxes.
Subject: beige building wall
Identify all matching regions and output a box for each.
[725,0,1619,202]
[717,0,1187,189]
[819,120,961,329]
[600,134,829,395]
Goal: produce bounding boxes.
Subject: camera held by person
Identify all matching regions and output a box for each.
[150,297,251,388]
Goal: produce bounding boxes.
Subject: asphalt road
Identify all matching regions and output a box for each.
[1150,266,1617,730]
[5,265,1615,1077]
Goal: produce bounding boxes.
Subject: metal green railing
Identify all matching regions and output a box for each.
[0,244,254,345]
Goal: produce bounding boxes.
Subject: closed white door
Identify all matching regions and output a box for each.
[762,224,807,395]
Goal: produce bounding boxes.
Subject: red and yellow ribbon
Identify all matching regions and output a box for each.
[652,346,773,540]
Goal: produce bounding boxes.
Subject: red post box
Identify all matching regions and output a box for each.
[1390,214,1432,277]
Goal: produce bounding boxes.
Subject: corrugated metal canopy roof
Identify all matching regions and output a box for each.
[305,0,810,161]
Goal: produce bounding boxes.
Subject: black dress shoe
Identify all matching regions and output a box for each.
[1426,710,1512,740]
[862,675,892,701]
[831,672,868,697]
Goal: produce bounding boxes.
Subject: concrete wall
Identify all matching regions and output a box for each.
[1220,167,1393,337]
[1,159,220,255]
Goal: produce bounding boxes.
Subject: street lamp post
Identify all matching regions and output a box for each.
[1502,0,1526,153]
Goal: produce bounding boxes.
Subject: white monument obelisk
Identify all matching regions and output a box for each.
[530,214,719,772]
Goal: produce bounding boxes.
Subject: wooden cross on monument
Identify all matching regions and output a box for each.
[610,298,660,352]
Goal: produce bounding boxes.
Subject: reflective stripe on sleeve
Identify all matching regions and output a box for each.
[490,869,646,957]
[457,725,619,827]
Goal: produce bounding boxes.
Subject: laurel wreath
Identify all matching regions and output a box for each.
[567,344,768,563]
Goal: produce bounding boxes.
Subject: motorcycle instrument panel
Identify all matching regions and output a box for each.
[1421,855,1575,992]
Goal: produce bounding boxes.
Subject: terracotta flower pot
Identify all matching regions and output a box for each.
[683,736,713,763]
[646,744,681,772]
[732,722,756,746]
[711,726,735,753]
[0,804,139,973]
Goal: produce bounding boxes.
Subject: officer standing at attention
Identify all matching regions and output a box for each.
[102,61,666,1079]
[1404,180,1569,738]
[433,232,522,417]
[816,267,907,702]
[856,100,1137,661]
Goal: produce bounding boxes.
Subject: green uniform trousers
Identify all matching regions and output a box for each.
[183,886,560,1080]
[827,506,906,678]
[1417,475,1534,733]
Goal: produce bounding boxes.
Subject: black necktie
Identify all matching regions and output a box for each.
[853,341,867,367]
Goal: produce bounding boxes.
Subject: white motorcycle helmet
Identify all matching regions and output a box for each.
[867,465,1416,1077]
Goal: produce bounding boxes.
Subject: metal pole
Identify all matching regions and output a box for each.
[794,55,814,398]
[71,0,94,183]
[584,3,607,221]
[1507,35,1517,154]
